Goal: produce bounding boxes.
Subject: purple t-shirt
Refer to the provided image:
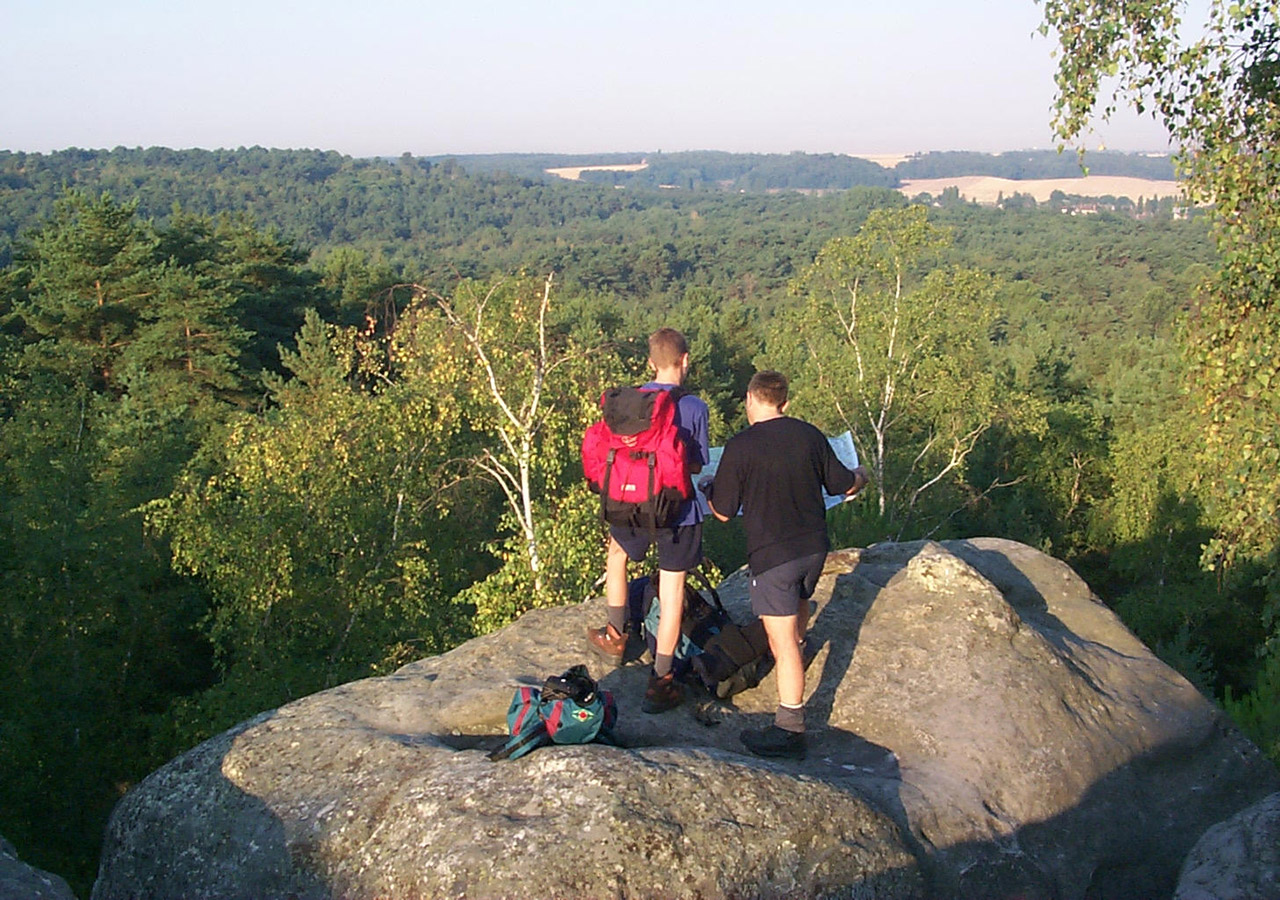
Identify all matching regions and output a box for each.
[644,381,710,526]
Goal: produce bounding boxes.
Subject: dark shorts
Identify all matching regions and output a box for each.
[749,552,826,618]
[610,522,703,573]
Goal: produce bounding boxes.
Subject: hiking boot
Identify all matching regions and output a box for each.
[642,671,683,714]
[586,623,626,667]
[741,725,807,760]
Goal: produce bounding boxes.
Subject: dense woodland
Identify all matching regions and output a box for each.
[0,145,1274,895]
[0,147,1178,270]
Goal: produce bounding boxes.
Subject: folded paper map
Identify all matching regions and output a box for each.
[694,430,860,518]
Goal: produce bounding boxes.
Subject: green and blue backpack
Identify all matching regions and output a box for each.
[488,665,618,761]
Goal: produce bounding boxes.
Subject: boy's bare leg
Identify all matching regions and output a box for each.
[640,567,688,713]
[587,536,631,664]
[761,613,805,707]
[796,598,810,645]
[654,568,687,660]
[640,570,691,711]
[604,535,630,613]
[742,612,808,757]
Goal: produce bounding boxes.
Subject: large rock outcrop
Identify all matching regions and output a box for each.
[0,836,75,900]
[93,539,1278,899]
[1174,791,1280,899]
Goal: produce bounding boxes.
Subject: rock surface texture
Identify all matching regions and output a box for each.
[92,539,1278,900]
[0,836,75,900]
[1175,791,1280,899]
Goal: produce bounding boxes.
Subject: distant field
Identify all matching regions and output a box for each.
[542,160,1183,202]
[897,174,1183,204]
[545,162,649,180]
[849,153,914,168]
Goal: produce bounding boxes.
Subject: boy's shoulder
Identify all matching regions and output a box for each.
[677,390,709,413]
[645,382,707,411]
[740,416,824,447]
[777,416,830,444]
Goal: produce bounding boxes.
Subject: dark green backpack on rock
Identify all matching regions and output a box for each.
[631,565,773,699]
[488,665,618,761]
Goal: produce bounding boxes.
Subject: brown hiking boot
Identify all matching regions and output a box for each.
[642,671,683,714]
[586,623,626,666]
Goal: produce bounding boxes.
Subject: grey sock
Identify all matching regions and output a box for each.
[607,605,627,634]
[775,704,805,733]
[653,653,674,677]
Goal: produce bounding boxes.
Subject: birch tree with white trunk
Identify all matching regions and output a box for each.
[770,205,1012,538]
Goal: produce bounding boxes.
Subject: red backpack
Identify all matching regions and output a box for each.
[581,386,693,529]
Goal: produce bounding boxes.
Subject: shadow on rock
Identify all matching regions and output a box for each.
[91,713,329,900]
[91,539,1280,900]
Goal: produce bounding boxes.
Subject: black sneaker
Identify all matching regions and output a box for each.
[642,671,683,714]
[741,725,806,759]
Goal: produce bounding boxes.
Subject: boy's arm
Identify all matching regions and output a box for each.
[702,442,738,522]
[844,465,870,497]
[820,442,861,497]
[690,397,711,474]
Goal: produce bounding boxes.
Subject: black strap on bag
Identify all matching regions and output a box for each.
[487,721,550,762]
[601,447,616,525]
[686,561,727,617]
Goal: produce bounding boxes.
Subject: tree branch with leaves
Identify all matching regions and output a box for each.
[1039,0,1280,759]
[402,274,621,624]
[769,206,1009,539]
[1039,0,1280,573]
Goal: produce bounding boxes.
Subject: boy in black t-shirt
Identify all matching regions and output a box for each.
[706,371,868,759]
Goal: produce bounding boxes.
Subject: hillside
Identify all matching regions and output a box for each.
[0,147,1189,280]
[3,144,1257,899]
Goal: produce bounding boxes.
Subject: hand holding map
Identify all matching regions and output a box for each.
[694,430,860,517]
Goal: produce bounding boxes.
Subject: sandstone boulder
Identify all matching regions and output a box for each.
[1175,791,1280,899]
[0,836,75,900]
[92,539,1278,899]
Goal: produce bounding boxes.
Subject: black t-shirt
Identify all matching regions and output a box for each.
[711,416,857,575]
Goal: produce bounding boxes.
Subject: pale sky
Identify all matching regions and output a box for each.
[1,0,1175,157]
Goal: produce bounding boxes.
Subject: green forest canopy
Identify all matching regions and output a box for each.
[0,146,1177,267]
[1,144,1272,896]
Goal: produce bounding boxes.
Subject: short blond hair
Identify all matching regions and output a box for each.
[648,328,689,369]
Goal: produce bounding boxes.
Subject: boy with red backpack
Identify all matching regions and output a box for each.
[583,328,710,713]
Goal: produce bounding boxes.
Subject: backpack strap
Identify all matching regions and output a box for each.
[487,720,550,761]
[687,561,727,617]
[645,451,659,538]
[600,447,617,524]
[664,385,701,494]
